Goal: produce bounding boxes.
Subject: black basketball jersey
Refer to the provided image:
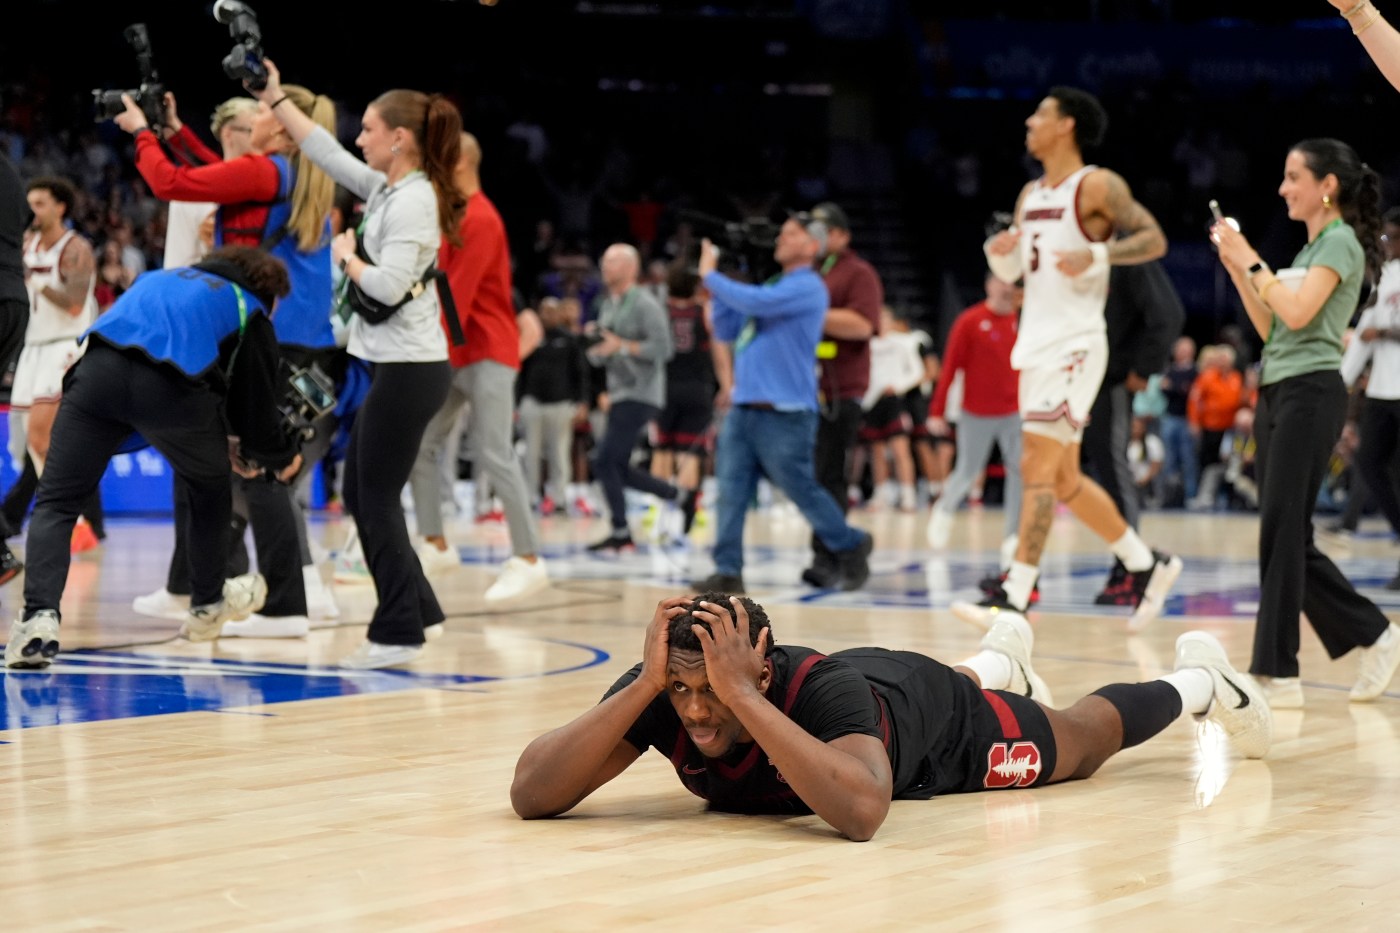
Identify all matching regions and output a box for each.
[601,645,978,813]
[665,297,714,388]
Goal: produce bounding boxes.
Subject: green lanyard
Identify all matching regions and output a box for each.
[231,283,249,333]
[819,253,838,277]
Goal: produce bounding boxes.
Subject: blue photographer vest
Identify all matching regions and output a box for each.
[214,153,335,351]
[86,267,264,379]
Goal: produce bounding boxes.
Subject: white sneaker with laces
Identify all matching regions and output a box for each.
[417,541,461,577]
[926,507,953,549]
[338,640,423,670]
[5,610,60,669]
[220,613,310,639]
[1174,632,1272,758]
[1351,622,1400,702]
[979,613,1054,707]
[132,587,191,620]
[485,556,550,603]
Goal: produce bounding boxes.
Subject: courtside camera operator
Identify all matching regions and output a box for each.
[5,246,300,669]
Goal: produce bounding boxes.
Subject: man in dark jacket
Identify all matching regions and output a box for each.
[6,246,300,668]
[1082,260,1185,604]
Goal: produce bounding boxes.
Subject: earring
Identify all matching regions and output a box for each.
[390,144,400,155]
[1323,194,1333,208]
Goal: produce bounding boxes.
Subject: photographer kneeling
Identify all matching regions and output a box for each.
[5,246,300,668]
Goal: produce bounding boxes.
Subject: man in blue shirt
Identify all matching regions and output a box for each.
[693,214,872,594]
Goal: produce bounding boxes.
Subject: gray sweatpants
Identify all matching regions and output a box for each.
[933,412,1023,537]
[518,396,576,505]
[409,359,540,555]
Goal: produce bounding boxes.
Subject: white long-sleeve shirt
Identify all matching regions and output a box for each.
[299,126,446,364]
[1341,259,1400,400]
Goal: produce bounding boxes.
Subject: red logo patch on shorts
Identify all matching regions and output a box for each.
[983,741,1043,788]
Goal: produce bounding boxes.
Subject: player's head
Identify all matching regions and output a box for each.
[1027,87,1107,158]
[26,176,77,231]
[664,593,775,758]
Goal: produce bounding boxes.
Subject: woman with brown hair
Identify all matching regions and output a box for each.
[254,57,464,669]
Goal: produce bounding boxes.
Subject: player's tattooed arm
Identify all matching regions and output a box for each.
[1091,170,1167,265]
[46,237,96,316]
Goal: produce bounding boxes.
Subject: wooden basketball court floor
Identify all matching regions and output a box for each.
[3,502,1399,930]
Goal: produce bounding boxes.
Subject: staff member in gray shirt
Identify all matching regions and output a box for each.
[585,244,695,550]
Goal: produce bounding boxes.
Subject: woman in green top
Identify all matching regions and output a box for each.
[1211,137,1400,709]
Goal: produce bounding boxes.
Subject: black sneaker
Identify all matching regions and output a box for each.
[679,488,700,535]
[691,572,745,595]
[978,571,1040,605]
[1125,550,1185,631]
[1094,559,1132,606]
[0,545,22,587]
[835,531,874,591]
[587,532,635,553]
[801,551,838,588]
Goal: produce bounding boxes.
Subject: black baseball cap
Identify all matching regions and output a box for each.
[811,202,850,231]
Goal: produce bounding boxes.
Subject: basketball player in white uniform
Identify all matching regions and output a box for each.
[19,177,97,474]
[953,87,1183,631]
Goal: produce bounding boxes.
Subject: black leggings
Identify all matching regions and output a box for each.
[343,360,452,646]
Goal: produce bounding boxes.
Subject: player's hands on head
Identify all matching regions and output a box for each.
[691,596,768,705]
[640,596,690,693]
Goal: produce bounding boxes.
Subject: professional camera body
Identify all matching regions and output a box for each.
[214,0,268,91]
[92,24,166,131]
[677,209,782,282]
[278,362,338,444]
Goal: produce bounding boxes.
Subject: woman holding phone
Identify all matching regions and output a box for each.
[1211,137,1400,708]
[252,58,464,669]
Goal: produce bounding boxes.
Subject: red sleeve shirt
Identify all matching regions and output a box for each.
[929,301,1019,418]
[438,191,519,369]
[164,125,223,167]
[134,132,279,247]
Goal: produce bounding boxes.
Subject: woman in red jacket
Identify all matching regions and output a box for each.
[111,84,339,638]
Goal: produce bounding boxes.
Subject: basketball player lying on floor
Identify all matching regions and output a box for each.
[511,594,1272,841]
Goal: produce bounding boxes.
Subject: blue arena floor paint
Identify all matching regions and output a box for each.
[0,639,610,732]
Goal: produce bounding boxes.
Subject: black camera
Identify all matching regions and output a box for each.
[92,24,166,131]
[214,0,268,91]
[279,362,337,444]
[677,209,782,282]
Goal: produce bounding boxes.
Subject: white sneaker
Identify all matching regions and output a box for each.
[5,610,60,669]
[304,565,340,625]
[132,587,191,620]
[338,640,423,670]
[417,540,461,577]
[926,507,954,549]
[979,613,1054,707]
[484,556,550,604]
[1351,622,1400,702]
[333,524,372,585]
[998,535,1020,573]
[1257,676,1305,709]
[1174,632,1272,758]
[179,573,267,642]
[220,613,310,639]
